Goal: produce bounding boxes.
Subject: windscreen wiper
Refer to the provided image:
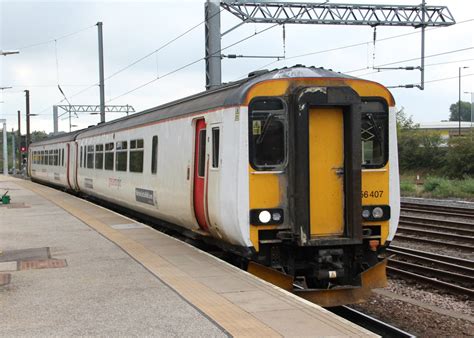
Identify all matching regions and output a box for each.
[256,113,274,145]
[366,113,382,143]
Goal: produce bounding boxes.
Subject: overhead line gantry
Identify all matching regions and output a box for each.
[205,0,456,90]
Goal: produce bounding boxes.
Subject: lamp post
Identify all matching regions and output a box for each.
[0,119,7,175]
[0,50,19,56]
[458,66,469,136]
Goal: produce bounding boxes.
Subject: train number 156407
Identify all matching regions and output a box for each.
[361,190,384,198]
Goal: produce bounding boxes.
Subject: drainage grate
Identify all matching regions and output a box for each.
[0,273,11,286]
[18,259,67,271]
[0,247,51,263]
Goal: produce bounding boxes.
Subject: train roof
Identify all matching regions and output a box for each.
[32,66,358,144]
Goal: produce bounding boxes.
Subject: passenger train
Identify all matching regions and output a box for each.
[29,66,400,306]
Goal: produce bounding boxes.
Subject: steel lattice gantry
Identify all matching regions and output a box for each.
[220,1,455,27]
[53,104,135,133]
[56,105,135,114]
[205,0,456,90]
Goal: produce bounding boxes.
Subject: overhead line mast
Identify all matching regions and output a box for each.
[205,0,455,90]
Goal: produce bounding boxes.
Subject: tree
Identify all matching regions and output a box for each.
[396,106,418,132]
[444,137,474,178]
[449,101,472,122]
[31,131,48,143]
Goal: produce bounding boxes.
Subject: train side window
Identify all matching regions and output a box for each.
[54,149,59,166]
[95,144,104,169]
[61,149,64,167]
[130,139,144,173]
[212,127,220,168]
[151,136,158,174]
[105,143,114,170]
[198,129,206,177]
[86,145,94,169]
[80,146,83,168]
[40,151,44,165]
[115,141,127,171]
[249,98,287,171]
[49,150,54,166]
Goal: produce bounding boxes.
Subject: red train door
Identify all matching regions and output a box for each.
[193,119,209,231]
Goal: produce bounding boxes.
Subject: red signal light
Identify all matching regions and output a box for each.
[20,146,27,153]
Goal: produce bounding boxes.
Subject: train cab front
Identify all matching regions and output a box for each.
[247,84,393,307]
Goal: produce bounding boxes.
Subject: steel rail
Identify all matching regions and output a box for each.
[388,258,474,285]
[400,214,474,229]
[399,220,474,236]
[328,306,415,338]
[387,266,474,297]
[401,202,474,218]
[388,248,474,275]
[397,226,474,243]
[389,245,474,268]
[394,234,473,250]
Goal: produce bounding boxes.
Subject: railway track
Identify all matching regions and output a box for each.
[401,201,474,219]
[387,245,474,297]
[392,201,474,297]
[329,306,414,337]
[397,202,474,250]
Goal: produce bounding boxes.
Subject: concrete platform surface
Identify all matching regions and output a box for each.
[0,175,376,337]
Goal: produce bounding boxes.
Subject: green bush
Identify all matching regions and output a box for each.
[431,180,456,198]
[444,137,474,178]
[400,181,416,193]
[459,178,474,195]
[423,177,444,192]
[398,131,446,172]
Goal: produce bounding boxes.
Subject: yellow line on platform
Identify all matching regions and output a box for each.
[16,180,280,337]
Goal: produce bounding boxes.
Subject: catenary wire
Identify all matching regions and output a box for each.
[233,18,474,81]
[103,8,224,82]
[15,24,96,51]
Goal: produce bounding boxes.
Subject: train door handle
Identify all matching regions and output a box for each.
[332,167,344,177]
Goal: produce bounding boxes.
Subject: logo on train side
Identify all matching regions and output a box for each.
[135,188,156,206]
[108,178,122,188]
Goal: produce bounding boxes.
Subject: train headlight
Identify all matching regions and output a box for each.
[362,209,371,219]
[372,207,384,219]
[272,211,282,222]
[250,208,284,225]
[361,205,391,221]
[258,210,271,223]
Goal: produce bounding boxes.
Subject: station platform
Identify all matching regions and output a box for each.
[0,175,375,337]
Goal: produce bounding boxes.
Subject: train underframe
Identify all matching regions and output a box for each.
[251,235,388,307]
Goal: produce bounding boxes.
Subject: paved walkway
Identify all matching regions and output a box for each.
[0,175,375,337]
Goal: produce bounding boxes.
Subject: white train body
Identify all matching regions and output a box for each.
[29,66,400,301]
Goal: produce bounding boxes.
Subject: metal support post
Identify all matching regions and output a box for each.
[53,105,58,134]
[25,90,30,148]
[420,0,426,90]
[459,67,462,136]
[11,129,16,174]
[17,110,21,170]
[205,0,222,90]
[1,119,7,175]
[97,22,105,123]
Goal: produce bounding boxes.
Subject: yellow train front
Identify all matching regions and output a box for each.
[244,67,400,306]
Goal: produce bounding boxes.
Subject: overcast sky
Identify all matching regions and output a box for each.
[1,0,473,133]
